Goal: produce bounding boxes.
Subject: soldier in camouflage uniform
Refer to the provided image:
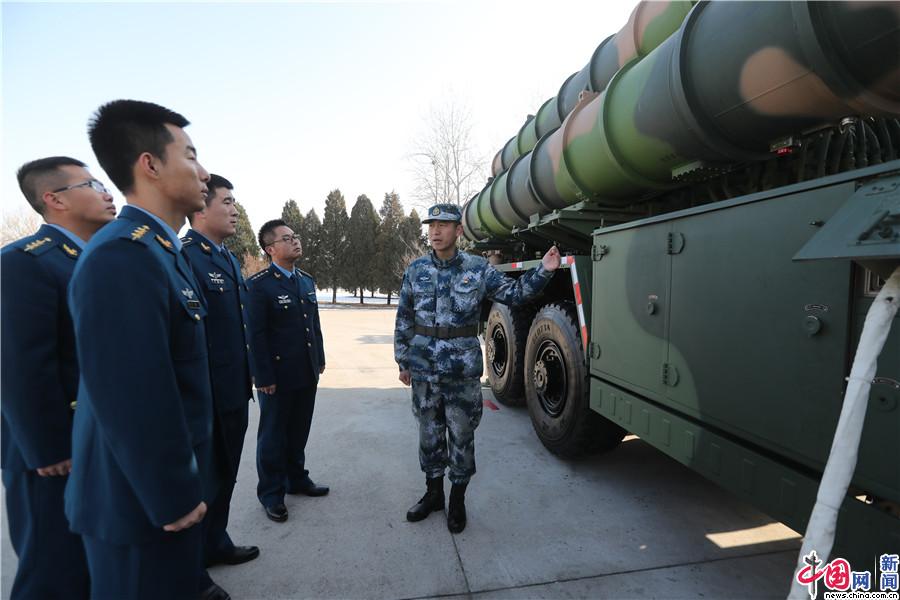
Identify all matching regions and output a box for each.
[394,203,560,533]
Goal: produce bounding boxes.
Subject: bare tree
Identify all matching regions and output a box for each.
[408,98,486,210]
[1,209,42,246]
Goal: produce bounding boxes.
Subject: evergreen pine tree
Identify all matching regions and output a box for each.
[224,201,260,267]
[281,199,304,239]
[320,189,350,303]
[345,194,380,304]
[374,191,406,304]
[299,209,323,281]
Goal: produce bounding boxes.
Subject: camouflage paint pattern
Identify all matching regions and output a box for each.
[490,0,695,178]
[394,250,553,383]
[411,378,483,484]
[467,0,900,241]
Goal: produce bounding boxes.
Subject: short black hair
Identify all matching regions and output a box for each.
[88,99,190,194]
[205,174,233,204]
[188,173,234,224]
[16,156,87,215]
[258,219,287,257]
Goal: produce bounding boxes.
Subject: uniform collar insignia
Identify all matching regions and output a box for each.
[155,234,173,250]
[131,225,150,240]
[62,243,79,257]
[23,237,52,252]
[182,288,195,300]
[273,270,282,279]
[200,242,212,254]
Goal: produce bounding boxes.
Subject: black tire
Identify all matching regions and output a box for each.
[524,302,626,458]
[485,302,534,406]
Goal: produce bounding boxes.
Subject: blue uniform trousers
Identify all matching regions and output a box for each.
[203,404,249,561]
[256,385,316,507]
[82,526,201,600]
[2,470,89,600]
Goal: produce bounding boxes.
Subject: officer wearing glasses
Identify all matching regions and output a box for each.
[247,219,328,523]
[2,157,115,599]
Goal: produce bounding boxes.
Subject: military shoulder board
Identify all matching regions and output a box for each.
[126,225,152,243]
[249,270,270,282]
[22,236,54,255]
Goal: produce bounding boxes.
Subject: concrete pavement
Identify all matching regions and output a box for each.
[2,307,802,599]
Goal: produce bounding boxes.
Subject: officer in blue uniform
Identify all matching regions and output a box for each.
[182,174,260,576]
[247,219,328,523]
[1,156,115,599]
[65,100,219,600]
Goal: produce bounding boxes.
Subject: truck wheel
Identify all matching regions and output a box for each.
[525,302,626,458]
[485,302,533,406]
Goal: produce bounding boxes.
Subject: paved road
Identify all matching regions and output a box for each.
[2,307,802,599]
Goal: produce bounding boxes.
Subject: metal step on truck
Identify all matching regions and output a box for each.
[462,0,900,574]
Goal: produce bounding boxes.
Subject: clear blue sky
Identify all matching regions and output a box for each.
[2,0,634,234]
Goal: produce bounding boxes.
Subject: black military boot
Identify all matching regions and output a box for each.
[406,476,444,522]
[447,482,467,533]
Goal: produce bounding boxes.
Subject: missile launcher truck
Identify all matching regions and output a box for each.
[462,0,900,568]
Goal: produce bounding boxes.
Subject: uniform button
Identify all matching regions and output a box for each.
[301,299,305,304]
[241,304,244,310]
[307,342,312,347]
[283,306,288,310]
[243,324,247,329]
[194,314,201,321]
[304,313,308,318]
[305,327,309,332]
[275,355,281,361]
[246,344,250,350]
[219,287,224,293]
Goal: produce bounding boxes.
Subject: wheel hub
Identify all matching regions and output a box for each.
[533,340,567,418]
[533,361,548,394]
[489,324,508,378]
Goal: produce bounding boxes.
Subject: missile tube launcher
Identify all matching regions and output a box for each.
[464,0,900,569]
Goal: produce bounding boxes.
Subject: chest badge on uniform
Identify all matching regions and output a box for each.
[208,272,225,285]
[277,294,292,305]
[182,288,195,300]
[417,274,431,283]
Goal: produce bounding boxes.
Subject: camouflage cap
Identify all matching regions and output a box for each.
[423,203,462,223]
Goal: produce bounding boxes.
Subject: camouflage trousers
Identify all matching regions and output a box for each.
[411,378,484,485]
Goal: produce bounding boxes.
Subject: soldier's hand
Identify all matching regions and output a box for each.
[542,245,561,271]
[258,384,276,395]
[399,370,411,386]
[163,501,207,532]
[36,458,71,477]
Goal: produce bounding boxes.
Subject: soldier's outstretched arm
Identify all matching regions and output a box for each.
[0,250,72,471]
[483,245,560,306]
[69,240,203,528]
[394,270,414,376]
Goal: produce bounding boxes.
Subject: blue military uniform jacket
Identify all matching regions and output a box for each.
[394,250,553,383]
[1,225,82,472]
[181,229,253,414]
[65,205,216,545]
[247,263,325,390]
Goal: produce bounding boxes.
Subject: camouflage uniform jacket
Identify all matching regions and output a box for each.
[394,250,553,383]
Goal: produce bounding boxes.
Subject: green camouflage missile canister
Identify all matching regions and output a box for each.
[464,1,900,242]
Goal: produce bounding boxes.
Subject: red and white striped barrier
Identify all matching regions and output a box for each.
[565,256,588,352]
